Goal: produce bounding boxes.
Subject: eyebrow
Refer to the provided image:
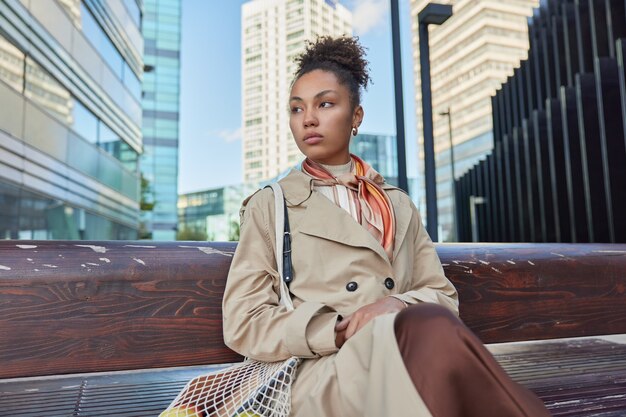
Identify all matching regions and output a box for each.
[289,89,337,102]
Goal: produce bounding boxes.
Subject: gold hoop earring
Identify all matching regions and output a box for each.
[351,127,358,136]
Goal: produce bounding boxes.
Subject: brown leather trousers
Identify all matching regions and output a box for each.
[394,303,552,417]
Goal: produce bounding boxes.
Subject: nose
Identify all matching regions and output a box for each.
[303,108,318,128]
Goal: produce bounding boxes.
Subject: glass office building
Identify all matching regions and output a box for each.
[178,183,259,241]
[140,0,181,241]
[350,133,419,205]
[0,0,143,239]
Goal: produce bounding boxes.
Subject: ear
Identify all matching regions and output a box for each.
[352,105,364,127]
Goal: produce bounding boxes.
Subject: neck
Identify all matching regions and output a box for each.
[318,159,352,176]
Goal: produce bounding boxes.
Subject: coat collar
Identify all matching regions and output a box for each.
[278,169,413,263]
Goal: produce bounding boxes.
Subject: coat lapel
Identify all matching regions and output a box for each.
[387,191,413,259]
[280,169,414,265]
[297,191,392,265]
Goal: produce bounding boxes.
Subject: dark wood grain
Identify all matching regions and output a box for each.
[0,241,242,379]
[438,243,626,343]
[1,241,625,379]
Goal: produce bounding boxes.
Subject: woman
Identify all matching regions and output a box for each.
[223,36,550,417]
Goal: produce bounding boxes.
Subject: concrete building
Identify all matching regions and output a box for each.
[0,0,143,239]
[409,0,537,241]
[140,0,182,240]
[241,0,352,183]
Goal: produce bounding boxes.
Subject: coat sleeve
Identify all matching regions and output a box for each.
[222,190,340,362]
[390,202,459,315]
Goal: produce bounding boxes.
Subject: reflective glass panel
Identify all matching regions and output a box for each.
[80,2,123,79]
[70,99,98,143]
[0,34,25,93]
[24,57,73,126]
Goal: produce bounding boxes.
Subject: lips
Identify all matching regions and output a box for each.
[303,133,323,144]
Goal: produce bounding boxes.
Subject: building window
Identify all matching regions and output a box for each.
[287,30,304,40]
[0,34,25,93]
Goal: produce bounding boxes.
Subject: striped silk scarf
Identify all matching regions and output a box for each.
[301,154,396,261]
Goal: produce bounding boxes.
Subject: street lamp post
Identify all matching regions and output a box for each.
[418,3,453,242]
[390,0,408,193]
[439,107,456,241]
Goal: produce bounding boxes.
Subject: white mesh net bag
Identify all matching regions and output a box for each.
[160,357,300,417]
[161,184,299,417]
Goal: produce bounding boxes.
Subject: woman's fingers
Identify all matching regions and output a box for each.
[335,314,351,331]
[345,314,363,339]
[335,328,347,348]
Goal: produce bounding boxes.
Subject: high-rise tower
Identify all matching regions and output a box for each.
[140,0,182,240]
[410,0,537,240]
[241,0,352,183]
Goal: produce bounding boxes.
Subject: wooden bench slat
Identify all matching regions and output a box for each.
[2,337,624,416]
[1,241,626,379]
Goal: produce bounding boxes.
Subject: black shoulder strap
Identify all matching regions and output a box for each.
[264,184,293,288]
[282,196,293,287]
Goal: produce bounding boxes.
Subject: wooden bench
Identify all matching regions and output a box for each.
[1,241,625,416]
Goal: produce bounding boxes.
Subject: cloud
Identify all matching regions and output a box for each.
[210,127,242,143]
[350,0,390,35]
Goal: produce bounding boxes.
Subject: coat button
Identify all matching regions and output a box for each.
[384,277,395,290]
[346,281,358,292]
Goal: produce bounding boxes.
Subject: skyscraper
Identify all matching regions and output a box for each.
[241,0,352,183]
[0,0,143,239]
[410,0,537,241]
[141,0,182,240]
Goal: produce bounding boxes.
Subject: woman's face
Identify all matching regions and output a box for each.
[289,69,363,165]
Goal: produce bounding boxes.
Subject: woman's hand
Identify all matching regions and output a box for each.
[335,297,406,347]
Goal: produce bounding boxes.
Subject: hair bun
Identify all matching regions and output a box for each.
[295,36,371,90]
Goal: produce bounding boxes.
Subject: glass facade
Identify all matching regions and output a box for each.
[0,0,143,240]
[350,133,398,180]
[178,184,259,241]
[350,133,419,205]
[140,0,182,240]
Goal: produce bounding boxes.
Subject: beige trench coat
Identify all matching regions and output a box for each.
[223,169,459,417]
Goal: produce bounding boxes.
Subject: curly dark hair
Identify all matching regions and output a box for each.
[293,36,371,108]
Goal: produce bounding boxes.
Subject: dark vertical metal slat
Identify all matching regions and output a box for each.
[618,42,626,241]
[495,146,507,242]
[502,133,516,242]
[551,14,567,94]
[533,110,554,242]
[531,23,546,111]
[560,86,587,242]
[487,154,499,242]
[513,128,526,242]
[480,159,491,242]
[589,0,610,59]
[540,24,556,100]
[522,118,537,242]
[575,0,594,74]
[594,57,625,243]
[511,69,521,130]
[546,99,567,243]
[576,73,610,242]
[562,3,580,87]
[518,61,530,123]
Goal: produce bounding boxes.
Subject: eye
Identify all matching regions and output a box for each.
[290,106,303,113]
[320,102,333,108]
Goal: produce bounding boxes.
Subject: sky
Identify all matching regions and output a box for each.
[178,0,419,194]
